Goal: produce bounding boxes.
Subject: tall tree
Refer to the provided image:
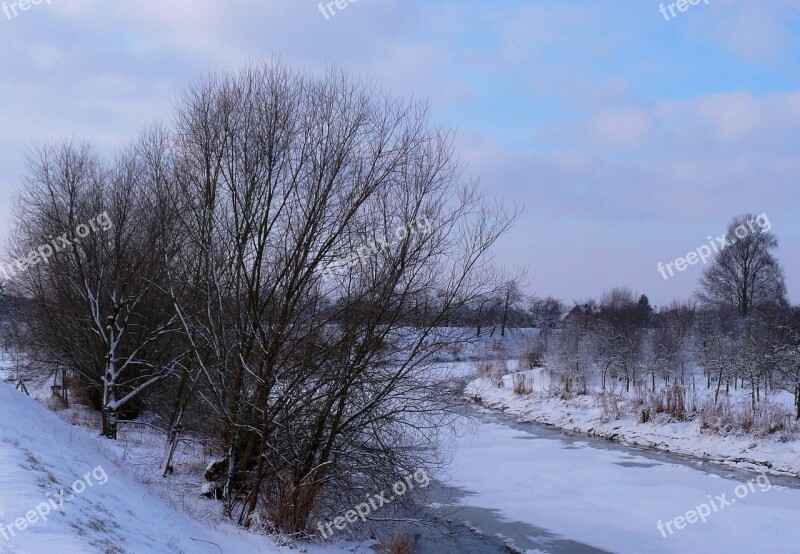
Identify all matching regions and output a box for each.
[165,63,517,532]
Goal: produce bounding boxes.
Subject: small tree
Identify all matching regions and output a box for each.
[698,214,786,316]
[10,140,187,439]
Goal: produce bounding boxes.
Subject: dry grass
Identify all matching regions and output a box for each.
[512,373,533,394]
[45,394,67,411]
[548,373,588,399]
[646,384,688,421]
[474,357,508,387]
[597,392,621,422]
[376,533,415,554]
[699,397,797,438]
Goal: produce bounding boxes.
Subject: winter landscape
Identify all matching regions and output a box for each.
[1,2,799,554]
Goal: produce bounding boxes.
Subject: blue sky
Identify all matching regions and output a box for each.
[1,0,799,305]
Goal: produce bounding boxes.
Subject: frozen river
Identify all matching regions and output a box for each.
[3,358,799,553]
[420,404,800,554]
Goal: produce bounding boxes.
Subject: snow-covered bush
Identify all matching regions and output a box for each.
[519,333,547,369]
[698,400,724,434]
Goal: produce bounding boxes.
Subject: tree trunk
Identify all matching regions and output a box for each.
[162,368,191,476]
[102,373,117,440]
[501,291,510,337]
[101,404,117,440]
[794,384,800,420]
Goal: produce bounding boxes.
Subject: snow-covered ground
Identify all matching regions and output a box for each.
[6,342,800,554]
[466,370,800,478]
[0,379,367,554]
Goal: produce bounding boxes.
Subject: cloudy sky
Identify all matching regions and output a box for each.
[1,0,798,306]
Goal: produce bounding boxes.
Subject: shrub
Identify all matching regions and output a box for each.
[753,401,795,438]
[512,373,533,395]
[445,342,464,360]
[665,384,686,421]
[520,335,546,369]
[632,379,647,407]
[650,389,666,414]
[474,358,508,387]
[597,392,621,422]
[643,384,688,422]
[547,372,588,399]
[377,533,415,554]
[45,394,67,411]
[698,397,797,437]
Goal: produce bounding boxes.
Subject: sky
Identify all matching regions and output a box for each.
[0,0,798,307]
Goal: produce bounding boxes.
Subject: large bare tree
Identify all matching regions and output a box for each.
[162,63,516,534]
[8,63,516,538]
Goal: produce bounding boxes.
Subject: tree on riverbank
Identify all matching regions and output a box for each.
[6,62,517,538]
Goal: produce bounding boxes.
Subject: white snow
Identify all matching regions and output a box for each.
[446,408,800,554]
[0,380,366,554]
[466,372,800,477]
[6,344,800,554]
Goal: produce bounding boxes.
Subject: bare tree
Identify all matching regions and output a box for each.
[529,296,565,328]
[698,214,786,316]
[650,301,695,390]
[10,139,187,439]
[595,288,644,392]
[498,271,526,337]
[8,62,515,539]
[774,326,800,419]
[163,63,517,534]
[547,303,595,395]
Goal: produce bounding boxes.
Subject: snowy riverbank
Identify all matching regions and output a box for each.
[466,375,800,478]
